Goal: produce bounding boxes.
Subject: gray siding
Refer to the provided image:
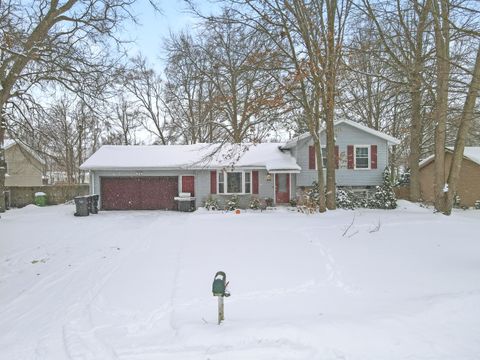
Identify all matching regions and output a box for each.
[294,123,389,187]
[197,169,275,208]
[91,168,275,210]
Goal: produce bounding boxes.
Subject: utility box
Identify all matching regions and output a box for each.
[35,192,47,207]
[174,193,196,212]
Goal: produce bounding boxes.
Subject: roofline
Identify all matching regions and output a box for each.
[4,140,46,165]
[419,147,480,168]
[281,119,401,149]
[82,165,271,171]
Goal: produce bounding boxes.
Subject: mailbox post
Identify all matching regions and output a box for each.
[212,271,230,325]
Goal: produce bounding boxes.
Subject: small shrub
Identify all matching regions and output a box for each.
[226,195,240,211]
[475,200,480,210]
[336,188,356,210]
[264,197,274,207]
[368,167,397,209]
[396,168,410,186]
[289,198,298,207]
[204,197,219,211]
[249,197,261,210]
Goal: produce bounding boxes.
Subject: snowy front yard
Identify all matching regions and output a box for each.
[1,202,480,360]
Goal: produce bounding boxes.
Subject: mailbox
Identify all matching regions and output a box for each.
[212,271,230,297]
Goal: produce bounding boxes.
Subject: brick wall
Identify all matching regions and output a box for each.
[5,184,89,208]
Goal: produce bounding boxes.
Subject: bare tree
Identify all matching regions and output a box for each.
[0,0,140,211]
[430,0,480,214]
[164,33,218,144]
[171,10,285,144]
[361,0,433,202]
[221,0,351,211]
[122,56,174,145]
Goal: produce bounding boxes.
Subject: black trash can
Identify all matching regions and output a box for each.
[89,194,99,214]
[74,196,90,216]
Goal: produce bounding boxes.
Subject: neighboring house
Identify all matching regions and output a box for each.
[80,120,400,210]
[419,147,480,208]
[4,139,45,186]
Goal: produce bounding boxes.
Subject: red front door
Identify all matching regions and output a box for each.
[275,173,290,204]
[181,176,195,196]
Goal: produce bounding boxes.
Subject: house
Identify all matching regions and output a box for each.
[80,120,400,210]
[419,147,480,208]
[4,139,45,186]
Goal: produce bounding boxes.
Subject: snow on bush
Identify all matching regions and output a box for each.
[204,197,219,211]
[369,167,398,210]
[226,195,240,211]
[307,168,397,210]
[249,197,261,210]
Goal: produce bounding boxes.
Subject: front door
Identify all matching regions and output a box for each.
[275,173,290,204]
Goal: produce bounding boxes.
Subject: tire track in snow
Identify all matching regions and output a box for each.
[62,214,190,360]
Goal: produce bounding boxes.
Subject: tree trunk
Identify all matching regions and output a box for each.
[432,0,450,213]
[325,0,337,210]
[0,115,6,213]
[408,75,423,201]
[442,45,480,214]
[313,138,327,212]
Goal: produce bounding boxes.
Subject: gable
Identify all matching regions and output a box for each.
[5,143,44,170]
[281,119,399,150]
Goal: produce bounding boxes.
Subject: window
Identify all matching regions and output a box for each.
[218,171,252,194]
[227,172,242,193]
[218,171,225,193]
[245,172,251,193]
[321,146,328,168]
[355,146,369,169]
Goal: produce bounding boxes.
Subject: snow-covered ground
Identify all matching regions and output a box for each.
[1,202,479,359]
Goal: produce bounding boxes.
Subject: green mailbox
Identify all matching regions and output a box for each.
[212,271,230,297]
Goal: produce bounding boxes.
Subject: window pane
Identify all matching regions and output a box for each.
[321,147,328,168]
[219,183,224,193]
[245,172,251,193]
[356,158,369,168]
[227,172,242,193]
[218,171,224,182]
[356,147,368,157]
[355,147,369,168]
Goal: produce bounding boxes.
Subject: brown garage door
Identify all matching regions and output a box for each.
[101,177,178,210]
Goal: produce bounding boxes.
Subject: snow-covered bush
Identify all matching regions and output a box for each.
[264,197,273,207]
[226,195,240,211]
[204,197,219,211]
[336,188,356,210]
[368,167,397,209]
[475,200,480,210]
[305,182,320,211]
[249,197,261,210]
[289,198,298,207]
[396,168,410,186]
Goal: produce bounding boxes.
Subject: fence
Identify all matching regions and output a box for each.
[5,184,89,208]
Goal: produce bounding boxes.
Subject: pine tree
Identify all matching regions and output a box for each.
[370,167,397,209]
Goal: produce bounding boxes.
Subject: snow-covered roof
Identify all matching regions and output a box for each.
[80,143,301,172]
[282,119,400,149]
[419,147,480,168]
[3,139,46,165]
